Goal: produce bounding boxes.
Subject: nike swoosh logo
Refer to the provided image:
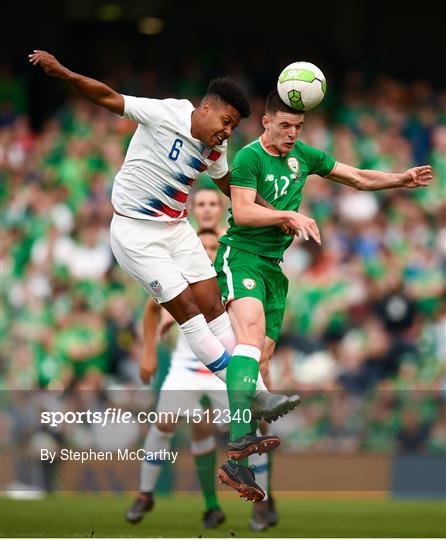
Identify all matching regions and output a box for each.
[225,464,238,474]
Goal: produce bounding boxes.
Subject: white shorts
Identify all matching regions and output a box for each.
[110,214,216,303]
[156,363,229,424]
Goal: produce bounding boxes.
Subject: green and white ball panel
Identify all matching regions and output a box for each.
[277,61,326,111]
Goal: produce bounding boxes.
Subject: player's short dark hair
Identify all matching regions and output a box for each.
[206,77,251,118]
[265,90,305,115]
[197,227,219,238]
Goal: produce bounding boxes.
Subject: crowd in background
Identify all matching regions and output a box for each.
[1,65,445,478]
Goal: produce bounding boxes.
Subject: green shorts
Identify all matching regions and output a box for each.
[215,244,289,342]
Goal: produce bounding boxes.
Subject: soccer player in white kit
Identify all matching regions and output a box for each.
[126,227,230,529]
[30,52,300,494]
[126,190,276,529]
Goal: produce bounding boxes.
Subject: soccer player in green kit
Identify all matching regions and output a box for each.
[216,90,432,500]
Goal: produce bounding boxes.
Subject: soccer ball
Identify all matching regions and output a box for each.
[277,61,326,111]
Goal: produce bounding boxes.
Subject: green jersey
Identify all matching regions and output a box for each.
[219,138,336,259]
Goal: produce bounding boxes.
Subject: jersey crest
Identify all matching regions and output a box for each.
[287,157,299,173]
[148,279,163,296]
[242,278,256,290]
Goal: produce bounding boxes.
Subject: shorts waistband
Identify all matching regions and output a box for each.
[250,250,283,265]
[114,210,143,221]
[114,210,186,225]
[219,242,283,265]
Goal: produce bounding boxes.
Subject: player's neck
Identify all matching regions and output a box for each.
[260,133,286,157]
[190,110,204,142]
[190,110,199,139]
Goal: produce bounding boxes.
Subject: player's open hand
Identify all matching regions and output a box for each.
[287,211,321,245]
[401,165,433,189]
[28,50,68,79]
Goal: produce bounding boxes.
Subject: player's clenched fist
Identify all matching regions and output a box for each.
[28,50,69,79]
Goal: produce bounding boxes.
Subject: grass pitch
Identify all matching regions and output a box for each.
[1,493,445,537]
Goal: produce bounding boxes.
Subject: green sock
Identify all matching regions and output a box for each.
[250,417,259,434]
[226,354,259,466]
[194,449,219,511]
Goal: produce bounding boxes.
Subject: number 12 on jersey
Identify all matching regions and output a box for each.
[266,174,289,200]
[168,138,184,161]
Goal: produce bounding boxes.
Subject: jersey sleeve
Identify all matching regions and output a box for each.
[301,142,336,177]
[207,146,229,179]
[229,147,259,190]
[122,95,168,124]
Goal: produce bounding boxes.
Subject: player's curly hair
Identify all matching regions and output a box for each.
[266,90,304,114]
[206,77,251,118]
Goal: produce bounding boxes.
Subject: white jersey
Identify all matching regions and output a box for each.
[170,330,214,375]
[112,97,228,221]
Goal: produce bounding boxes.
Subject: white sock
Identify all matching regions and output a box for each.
[204,312,270,392]
[208,311,237,355]
[190,436,216,456]
[180,314,228,382]
[232,343,261,362]
[256,373,268,392]
[139,425,174,493]
[249,429,269,500]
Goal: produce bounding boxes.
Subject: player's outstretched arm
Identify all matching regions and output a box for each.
[28,50,124,115]
[327,162,433,191]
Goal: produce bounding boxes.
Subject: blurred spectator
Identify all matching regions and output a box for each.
[315,394,361,453]
[396,408,431,453]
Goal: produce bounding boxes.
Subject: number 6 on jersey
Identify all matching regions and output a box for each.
[168,138,184,161]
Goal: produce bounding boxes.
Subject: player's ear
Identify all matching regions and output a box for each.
[262,115,269,129]
[201,100,211,114]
